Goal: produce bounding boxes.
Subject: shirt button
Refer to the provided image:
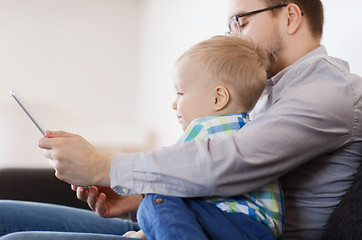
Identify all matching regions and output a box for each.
[122,187,129,194]
[154,198,163,204]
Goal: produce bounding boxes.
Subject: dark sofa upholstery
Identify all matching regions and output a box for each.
[0,168,88,210]
[324,162,362,239]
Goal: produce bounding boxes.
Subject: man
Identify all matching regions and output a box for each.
[1,0,361,239]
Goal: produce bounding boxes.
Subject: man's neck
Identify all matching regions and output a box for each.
[269,39,321,77]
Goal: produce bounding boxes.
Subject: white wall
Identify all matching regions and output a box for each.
[322,0,362,76]
[0,0,146,168]
[0,0,361,168]
[137,0,229,145]
[137,0,362,146]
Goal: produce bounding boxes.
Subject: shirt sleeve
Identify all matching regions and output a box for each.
[110,59,356,197]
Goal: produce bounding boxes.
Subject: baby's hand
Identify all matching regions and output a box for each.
[123,230,146,239]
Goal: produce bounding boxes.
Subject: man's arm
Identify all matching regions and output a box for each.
[111,76,354,197]
[39,58,360,198]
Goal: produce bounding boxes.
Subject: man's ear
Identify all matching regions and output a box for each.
[213,86,230,111]
[285,3,303,35]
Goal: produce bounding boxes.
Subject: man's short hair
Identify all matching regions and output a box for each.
[263,0,324,38]
[177,35,269,112]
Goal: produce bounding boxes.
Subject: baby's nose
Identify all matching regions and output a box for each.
[171,101,177,110]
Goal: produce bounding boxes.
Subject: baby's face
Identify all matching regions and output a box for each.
[172,57,216,131]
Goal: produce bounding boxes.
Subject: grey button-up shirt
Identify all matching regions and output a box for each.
[111,46,362,239]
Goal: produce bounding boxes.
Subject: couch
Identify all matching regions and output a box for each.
[0,168,88,210]
[324,162,362,239]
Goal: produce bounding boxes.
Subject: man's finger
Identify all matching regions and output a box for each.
[77,187,89,202]
[39,131,75,149]
[38,137,55,150]
[95,193,107,217]
[45,130,75,138]
[43,149,53,159]
[87,186,98,211]
[71,185,77,191]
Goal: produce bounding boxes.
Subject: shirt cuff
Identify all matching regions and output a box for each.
[110,153,139,196]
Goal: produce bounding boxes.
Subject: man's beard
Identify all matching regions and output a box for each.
[265,27,285,77]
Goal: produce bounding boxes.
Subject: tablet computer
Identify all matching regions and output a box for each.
[10,90,45,136]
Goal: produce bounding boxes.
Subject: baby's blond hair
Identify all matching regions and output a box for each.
[177,35,269,112]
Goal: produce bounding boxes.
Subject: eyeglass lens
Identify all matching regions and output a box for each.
[229,18,240,33]
[228,17,241,35]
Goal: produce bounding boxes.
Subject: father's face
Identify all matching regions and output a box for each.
[228,0,284,69]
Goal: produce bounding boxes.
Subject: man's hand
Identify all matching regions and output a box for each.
[39,130,113,187]
[73,186,143,218]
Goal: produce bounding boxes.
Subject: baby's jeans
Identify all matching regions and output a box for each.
[137,194,275,240]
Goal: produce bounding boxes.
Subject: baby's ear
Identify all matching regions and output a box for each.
[213,86,230,111]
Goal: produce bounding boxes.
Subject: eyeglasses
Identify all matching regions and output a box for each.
[226,4,288,35]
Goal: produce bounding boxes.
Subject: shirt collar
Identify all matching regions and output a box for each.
[268,45,328,87]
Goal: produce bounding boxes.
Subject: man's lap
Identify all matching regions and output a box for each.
[0,232,143,240]
[0,200,139,238]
